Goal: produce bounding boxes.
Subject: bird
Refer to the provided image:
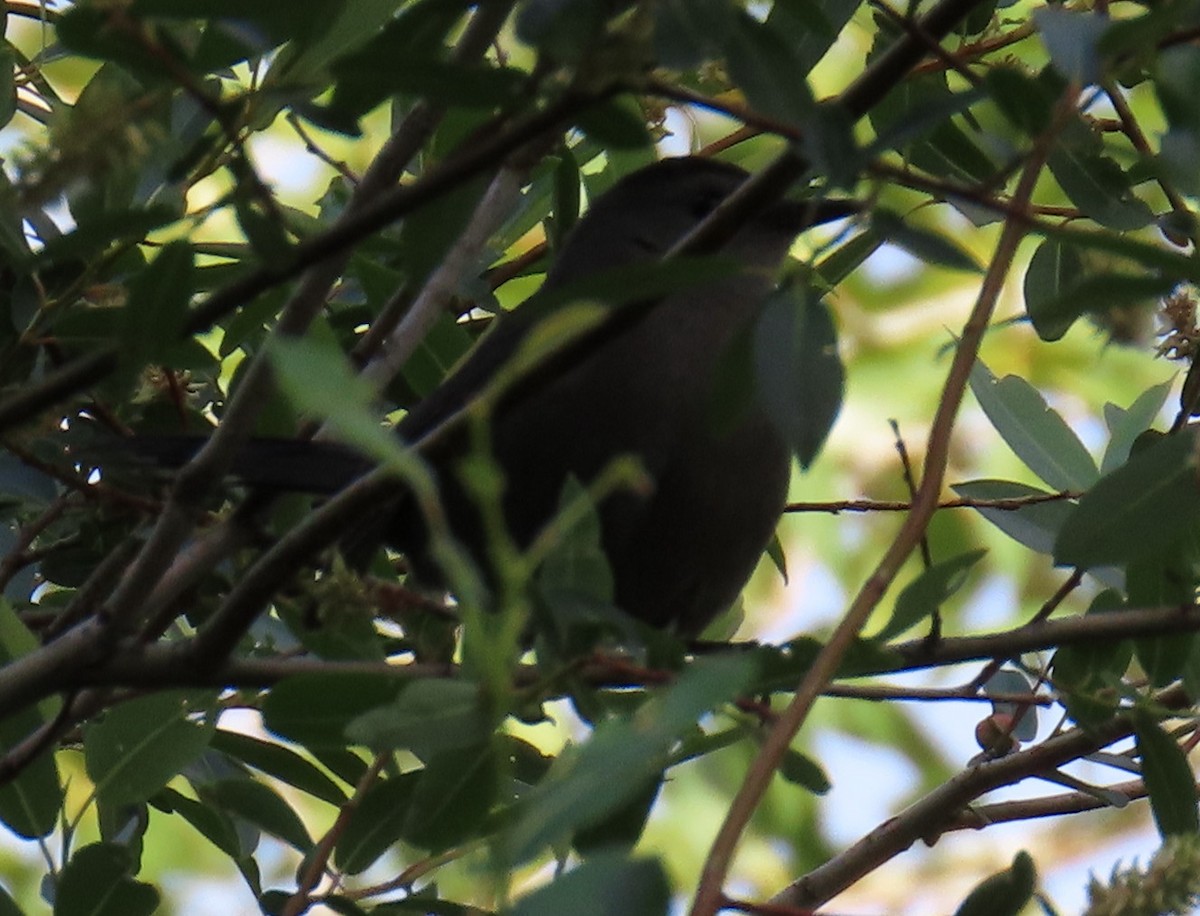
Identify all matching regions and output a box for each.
[122,156,850,636]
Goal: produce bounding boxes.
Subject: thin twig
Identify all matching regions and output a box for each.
[785,490,1079,513]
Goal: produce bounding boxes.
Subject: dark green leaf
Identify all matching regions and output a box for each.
[34,205,180,269]
[652,0,727,69]
[122,240,194,365]
[779,750,832,794]
[1128,548,1197,687]
[1052,590,1131,727]
[768,0,861,74]
[969,363,1098,491]
[872,211,980,272]
[721,11,816,126]
[210,730,347,806]
[152,787,244,859]
[201,778,313,853]
[0,602,61,839]
[1158,128,1200,197]
[505,654,754,863]
[985,67,1056,136]
[1101,381,1171,475]
[1035,8,1108,84]
[1055,429,1200,568]
[952,850,1036,916]
[324,0,467,119]
[952,479,1075,555]
[538,478,615,612]
[0,43,15,129]
[1047,144,1154,232]
[0,884,21,916]
[754,287,844,468]
[507,851,670,916]
[333,59,524,116]
[346,679,491,758]
[573,777,663,853]
[262,673,402,748]
[1155,45,1200,133]
[268,336,435,489]
[517,0,608,60]
[1023,238,1084,342]
[815,229,883,287]
[54,843,159,916]
[334,774,418,875]
[403,744,499,851]
[1134,711,1200,837]
[574,96,652,150]
[84,691,215,808]
[879,550,987,642]
[1025,271,1174,343]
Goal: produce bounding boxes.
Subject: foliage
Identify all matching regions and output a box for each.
[0,0,1199,914]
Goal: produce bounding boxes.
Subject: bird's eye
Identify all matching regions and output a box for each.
[687,191,726,220]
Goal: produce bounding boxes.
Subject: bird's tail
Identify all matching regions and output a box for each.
[88,434,374,494]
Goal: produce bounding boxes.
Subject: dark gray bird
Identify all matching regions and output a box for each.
[128,157,848,635]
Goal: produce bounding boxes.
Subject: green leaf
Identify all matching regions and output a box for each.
[1134,711,1200,838]
[952,479,1074,555]
[262,673,402,748]
[981,669,1039,742]
[200,778,313,853]
[872,211,981,272]
[1052,590,1131,727]
[0,884,21,916]
[152,787,243,859]
[574,95,652,150]
[779,750,832,794]
[768,0,861,75]
[517,0,608,60]
[0,43,15,130]
[815,229,883,287]
[878,550,987,641]
[1128,547,1197,687]
[1101,382,1172,475]
[402,745,499,851]
[210,730,347,807]
[54,843,160,916]
[281,0,450,79]
[985,67,1055,137]
[121,240,194,366]
[507,851,670,916]
[754,286,844,468]
[721,11,816,127]
[538,477,616,613]
[1023,238,1084,342]
[268,335,435,490]
[573,777,663,853]
[0,602,62,839]
[334,774,417,875]
[1024,271,1174,344]
[504,654,754,864]
[34,205,180,269]
[84,691,215,808]
[1047,143,1154,232]
[1055,429,1200,569]
[970,362,1098,491]
[346,679,491,758]
[952,850,1036,916]
[1035,8,1109,84]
